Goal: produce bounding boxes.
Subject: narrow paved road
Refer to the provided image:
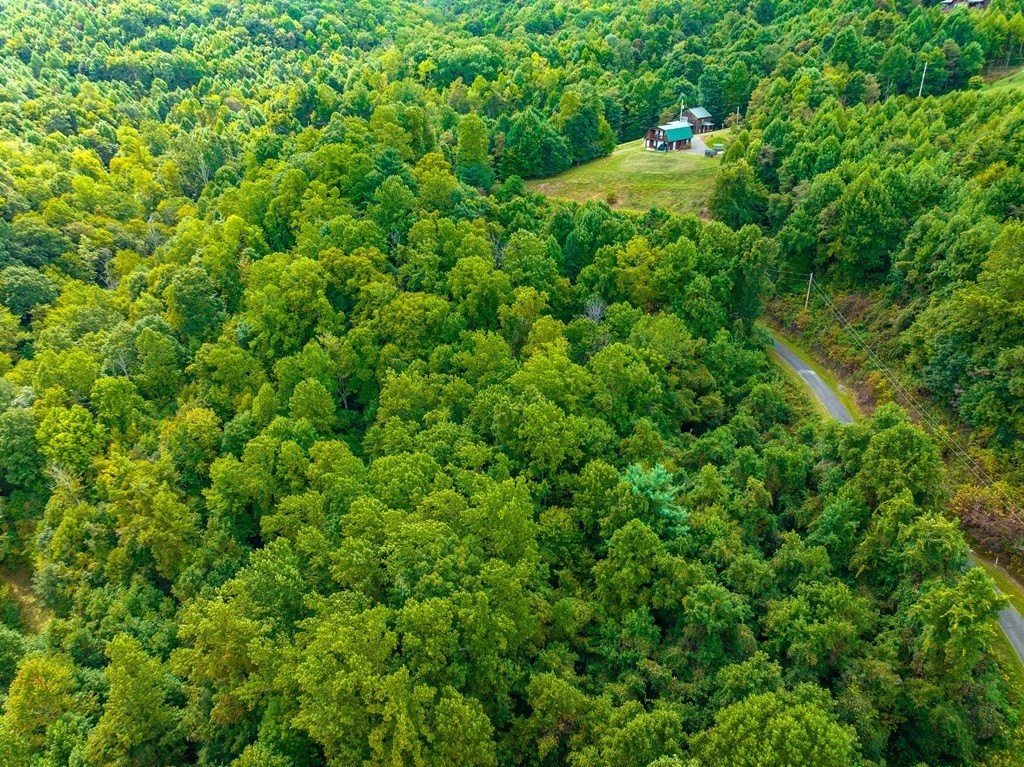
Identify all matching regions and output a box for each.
[769,330,1024,669]
[685,130,725,156]
[996,592,1024,663]
[770,335,853,424]
[686,133,710,156]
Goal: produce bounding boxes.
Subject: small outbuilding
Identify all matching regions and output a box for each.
[645,120,694,151]
[682,106,714,133]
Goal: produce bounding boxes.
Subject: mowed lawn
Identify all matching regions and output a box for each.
[986,66,1024,90]
[525,138,720,216]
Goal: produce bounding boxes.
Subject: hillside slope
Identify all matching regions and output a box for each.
[525,138,721,216]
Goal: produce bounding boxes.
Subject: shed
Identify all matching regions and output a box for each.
[682,106,714,133]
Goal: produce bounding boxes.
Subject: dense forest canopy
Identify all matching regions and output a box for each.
[712,49,1024,569]
[0,0,1021,765]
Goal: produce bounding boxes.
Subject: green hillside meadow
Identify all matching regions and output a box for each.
[525,138,722,216]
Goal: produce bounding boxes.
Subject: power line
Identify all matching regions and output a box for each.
[768,270,1023,526]
[799,275,1024,526]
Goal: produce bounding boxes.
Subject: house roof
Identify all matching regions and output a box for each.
[658,120,693,142]
[686,107,712,119]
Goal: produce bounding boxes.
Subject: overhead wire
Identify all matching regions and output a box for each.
[795,274,1024,525]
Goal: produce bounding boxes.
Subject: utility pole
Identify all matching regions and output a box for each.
[804,272,814,310]
[918,60,928,98]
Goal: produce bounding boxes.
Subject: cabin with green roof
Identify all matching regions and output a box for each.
[645,120,693,151]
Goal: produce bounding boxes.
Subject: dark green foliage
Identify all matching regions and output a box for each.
[719,63,1024,452]
[0,409,40,489]
[0,624,25,690]
[0,267,56,318]
[698,65,730,124]
[709,161,769,229]
[500,109,571,179]
[0,1,1017,766]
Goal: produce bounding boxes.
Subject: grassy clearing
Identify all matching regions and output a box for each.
[985,66,1024,90]
[0,565,50,634]
[525,137,721,216]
